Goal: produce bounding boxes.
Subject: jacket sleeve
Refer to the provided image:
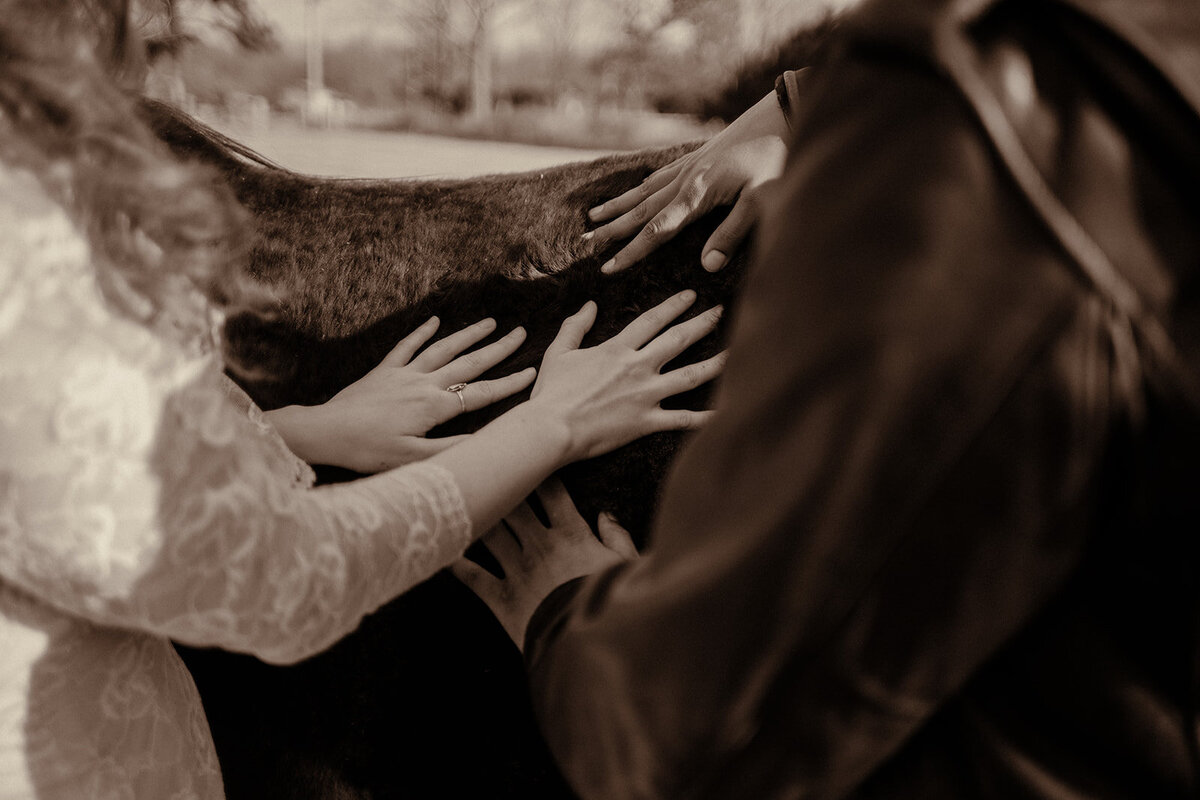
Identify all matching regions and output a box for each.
[524,52,1121,800]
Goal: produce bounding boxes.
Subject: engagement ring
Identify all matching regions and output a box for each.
[446,382,468,413]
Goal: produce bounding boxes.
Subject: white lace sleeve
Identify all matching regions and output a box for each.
[0,168,473,665]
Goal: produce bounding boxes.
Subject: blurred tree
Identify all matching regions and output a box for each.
[701,13,842,121]
[535,0,581,104]
[140,0,276,109]
[465,0,499,119]
[380,0,454,106]
[380,0,508,115]
[141,0,275,59]
[305,0,324,111]
[600,0,670,108]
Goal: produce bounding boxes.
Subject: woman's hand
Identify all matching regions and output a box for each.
[452,477,637,649]
[267,316,536,473]
[584,92,790,274]
[529,290,726,464]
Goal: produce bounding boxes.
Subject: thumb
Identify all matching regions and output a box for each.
[544,300,597,357]
[450,557,498,598]
[701,193,758,272]
[597,512,638,560]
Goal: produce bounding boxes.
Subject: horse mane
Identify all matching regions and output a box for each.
[142,97,288,173]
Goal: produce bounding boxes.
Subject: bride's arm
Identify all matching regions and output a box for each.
[0,172,722,665]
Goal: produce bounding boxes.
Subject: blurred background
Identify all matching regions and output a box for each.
[140,0,859,177]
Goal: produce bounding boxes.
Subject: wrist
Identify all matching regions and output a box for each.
[265,403,334,465]
[505,400,576,469]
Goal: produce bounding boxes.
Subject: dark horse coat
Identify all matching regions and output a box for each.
[145,101,746,800]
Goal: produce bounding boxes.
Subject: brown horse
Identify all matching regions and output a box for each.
[146,101,746,799]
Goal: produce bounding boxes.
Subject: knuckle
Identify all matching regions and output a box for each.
[681,174,707,205]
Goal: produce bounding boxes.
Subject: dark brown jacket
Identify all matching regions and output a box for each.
[525,1,1200,797]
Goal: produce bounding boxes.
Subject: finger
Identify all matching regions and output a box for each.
[587,160,682,222]
[453,367,537,414]
[608,290,697,350]
[534,476,585,530]
[655,351,727,398]
[587,180,675,249]
[544,301,597,358]
[596,512,638,559]
[410,317,498,372]
[641,158,685,188]
[641,304,723,366]
[701,192,758,272]
[646,407,715,434]
[437,326,527,385]
[380,316,441,367]
[481,521,524,566]
[601,176,712,274]
[504,501,547,550]
[450,558,498,595]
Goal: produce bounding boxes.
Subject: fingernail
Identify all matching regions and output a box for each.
[601,259,616,273]
[678,289,697,303]
[588,205,604,219]
[712,304,724,318]
[508,326,526,338]
[581,231,593,242]
[702,250,727,271]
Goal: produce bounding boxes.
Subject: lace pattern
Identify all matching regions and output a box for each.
[0,165,474,797]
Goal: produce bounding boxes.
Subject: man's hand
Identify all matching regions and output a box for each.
[584,92,790,274]
[452,478,637,649]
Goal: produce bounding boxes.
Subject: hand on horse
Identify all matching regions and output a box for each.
[584,92,790,274]
[529,290,726,464]
[266,317,535,473]
[452,477,637,650]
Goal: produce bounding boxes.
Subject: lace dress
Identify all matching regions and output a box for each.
[0,165,474,799]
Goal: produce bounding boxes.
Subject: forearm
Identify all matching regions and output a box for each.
[427,401,572,536]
